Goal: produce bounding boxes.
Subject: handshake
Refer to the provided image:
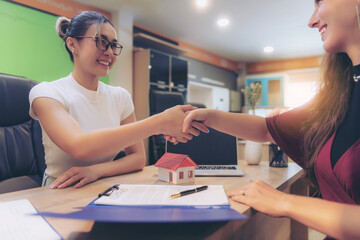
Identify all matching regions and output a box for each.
[153,105,211,145]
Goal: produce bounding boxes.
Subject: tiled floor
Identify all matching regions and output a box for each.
[309,228,326,240]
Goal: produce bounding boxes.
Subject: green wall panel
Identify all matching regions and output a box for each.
[0,1,109,84]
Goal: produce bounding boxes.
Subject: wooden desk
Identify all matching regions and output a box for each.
[0,161,307,240]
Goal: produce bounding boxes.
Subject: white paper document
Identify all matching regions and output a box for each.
[0,199,62,240]
[94,184,229,206]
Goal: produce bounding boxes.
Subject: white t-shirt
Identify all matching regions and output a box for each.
[29,74,134,178]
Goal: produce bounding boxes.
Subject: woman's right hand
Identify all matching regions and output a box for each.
[182,108,211,133]
[156,105,207,143]
[155,105,195,143]
[164,108,210,145]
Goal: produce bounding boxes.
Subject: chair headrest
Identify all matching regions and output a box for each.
[150,90,185,115]
[0,73,38,126]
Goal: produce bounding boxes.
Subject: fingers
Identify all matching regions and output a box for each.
[164,135,180,145]
[50,174,78,189]
[182,113,195,132]
[229,195,249,205]
[183,132,193,140]
[74,178,91,188]
[177,135,191,143]
[228,182,253,197]
[57,174,82,189]
[167,136,179,145]
[164,135,172,141]
[228,188,246,198]
[187,127,200,136]
[49,168,86,189]
[170,138,179,145]
[191,121,209,133]
[228,187,250,205]
[178,104,198,112]
[182,110,209,133]
[164,133,193,144]
[50,173,71,189]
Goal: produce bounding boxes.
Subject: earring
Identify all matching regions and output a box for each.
[356,2,360,29]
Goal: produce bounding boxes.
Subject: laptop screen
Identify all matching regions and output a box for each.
[166,128,238,165]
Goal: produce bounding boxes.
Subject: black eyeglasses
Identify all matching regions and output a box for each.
[73,35,123,56]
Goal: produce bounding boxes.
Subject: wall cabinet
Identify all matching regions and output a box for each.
[148,50,188,98]
[245,77,284,108]
[133,49,188,120]
[133,49,188,164]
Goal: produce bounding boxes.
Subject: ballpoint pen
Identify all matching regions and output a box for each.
[170,185,208,198]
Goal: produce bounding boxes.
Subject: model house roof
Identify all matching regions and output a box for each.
[155,153,199,171]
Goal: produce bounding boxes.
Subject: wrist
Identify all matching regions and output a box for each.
[147,114,163,135]
[89,164,103,179]
[279,193,294,217]
[205,109,218,128]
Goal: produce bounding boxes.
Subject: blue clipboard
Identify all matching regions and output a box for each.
[38,185,247,223]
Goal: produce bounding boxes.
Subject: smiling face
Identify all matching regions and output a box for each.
[71,22,118,78]
[308,0,359,54]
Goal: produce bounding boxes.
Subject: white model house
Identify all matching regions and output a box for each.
[155,153,199,184]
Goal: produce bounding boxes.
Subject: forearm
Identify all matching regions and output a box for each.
[283,194,360,239]
[206,110,273,142]
[69,116,159,160]
[35,99,194,160]
[94,151,146,178]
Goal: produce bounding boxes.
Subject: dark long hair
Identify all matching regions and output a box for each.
[56,11,113,62]
[301,52,353,191]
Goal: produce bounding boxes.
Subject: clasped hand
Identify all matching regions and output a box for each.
[163,107,210,144]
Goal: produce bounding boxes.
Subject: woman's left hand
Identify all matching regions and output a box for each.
[49,165,100,189]
[228,180,288,218]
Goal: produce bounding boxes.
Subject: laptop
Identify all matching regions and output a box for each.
[166,128,244,176]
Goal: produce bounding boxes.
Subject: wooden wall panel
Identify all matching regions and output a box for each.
[246,56,323,74]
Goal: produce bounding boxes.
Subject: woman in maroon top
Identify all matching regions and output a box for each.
[179,0,360,238]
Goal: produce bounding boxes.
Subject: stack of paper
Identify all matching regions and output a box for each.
[0,199,62,240]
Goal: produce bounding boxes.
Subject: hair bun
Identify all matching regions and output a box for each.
[56,16,71,41]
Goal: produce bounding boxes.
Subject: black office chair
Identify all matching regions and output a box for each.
[0,73,46,193]
[149,90,185,165]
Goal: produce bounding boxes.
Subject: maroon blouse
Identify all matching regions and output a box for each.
[266,104,360,205]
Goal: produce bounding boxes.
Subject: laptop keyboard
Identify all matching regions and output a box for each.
[198,165,237,170]
[195,165,244,176]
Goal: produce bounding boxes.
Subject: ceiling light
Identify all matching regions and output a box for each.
[196,0,207,8]
[263,46,274,53]
[217,18,229,27]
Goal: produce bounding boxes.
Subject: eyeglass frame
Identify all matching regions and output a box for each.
[73,35,123,56]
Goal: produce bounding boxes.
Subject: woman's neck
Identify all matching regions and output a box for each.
[72,66,99,91]
[347,44,360,66]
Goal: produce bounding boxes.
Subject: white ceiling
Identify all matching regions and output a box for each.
[74,0,325,63]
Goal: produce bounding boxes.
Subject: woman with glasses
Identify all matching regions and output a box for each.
[29,11,199,189]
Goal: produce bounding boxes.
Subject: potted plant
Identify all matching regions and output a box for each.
[241,82,262,115]
[241,82,263,165]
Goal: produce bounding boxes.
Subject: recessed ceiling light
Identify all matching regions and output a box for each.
[196,0,207,8]
[263,46,274,53]
[217,18,229,27]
